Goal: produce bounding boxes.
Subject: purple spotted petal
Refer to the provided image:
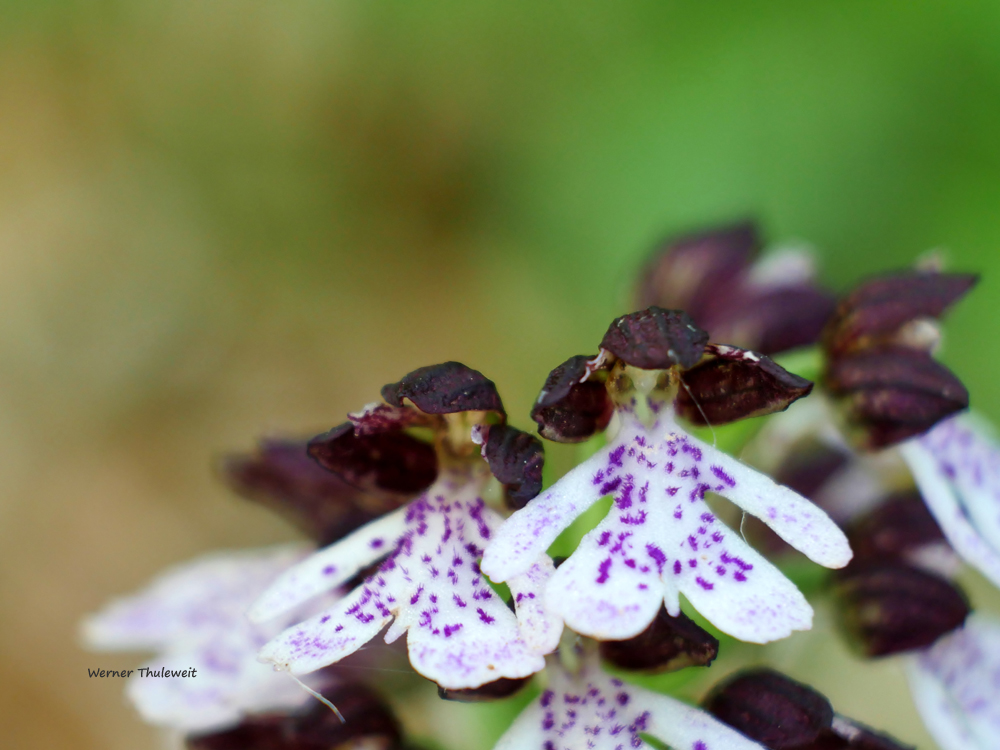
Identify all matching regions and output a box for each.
[254,468,560,688]
[82,546,335,732]
[494,653,765,750]
[900,417,1000,589]
[906,614,1000,750]
[484,412,850,643]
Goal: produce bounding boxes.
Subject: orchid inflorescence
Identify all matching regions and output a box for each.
[84,221,999,750]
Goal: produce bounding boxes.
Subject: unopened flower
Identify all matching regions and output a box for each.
[250,363,562,691]
[186,683,402,750]
[906,614,1000,750]
[705,668,912,750]
[636,220,837,355]
[599,606,719,673]
[83,545,338,733]
[821,271,976,450]
[899,415,1000,590]
[483,307,851,644]
[494,648,764,750]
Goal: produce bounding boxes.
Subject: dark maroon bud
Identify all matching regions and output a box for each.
[348,402,434,435]
[825,347,969,448]
[380,362,505,417]
[635,220,759,316]
[186,683,401,750]
[846,492,945,565]
[222,440,412,546]
[308,422,437,494]
[704,668,834,750]
[824,271,978,355]
[437,676,531,703]
[724,285,838,356]
[600,307,710,370]
[599,607,719,673]
[478,424,545,509]
[835,563,969,656]
[676,344,813,426]
[531,355,614,443]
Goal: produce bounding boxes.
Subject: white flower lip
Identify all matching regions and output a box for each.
[494,652,765,750]
[251,469,562,690]
[900,415,1000,590]
[482,410,851,644]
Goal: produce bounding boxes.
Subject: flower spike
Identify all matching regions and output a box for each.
[251,363,561,690]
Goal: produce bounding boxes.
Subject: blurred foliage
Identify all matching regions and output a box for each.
[3,2,1000,749]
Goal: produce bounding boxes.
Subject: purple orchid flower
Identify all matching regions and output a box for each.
[482,308,851,644]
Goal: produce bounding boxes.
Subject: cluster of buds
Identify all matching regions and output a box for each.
[84,220,996,750]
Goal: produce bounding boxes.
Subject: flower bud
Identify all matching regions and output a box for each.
[845,492,945,566]
[703,668,834,749]
[186,684,401,750]
[599,606,719,672]
[835,563,969,656]
[824,346,968,449]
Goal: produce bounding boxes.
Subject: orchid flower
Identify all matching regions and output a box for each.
[82,545,336,733]
[482,307,852,644]
[494,647,765,750]
[249,362,562,690]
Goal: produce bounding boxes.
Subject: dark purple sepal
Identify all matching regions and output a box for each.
[599,606,719,673]
[825,347,969,449]
[222,440,411,546]
[834,563,969,657]
[725,285,838,356]
[704,668,833,750]
[531,355,614,443]
[635,220,759,316]
[380,362,505,417]
[437,676,531,703]
[478,424,545,510]
[815,716,915,750]
[185,684,401,750]
[824,272,978,355]
[676,344,813,426]
[308,422,438,494]
[846,492,946,565]
[348,402,434,435]
[600,307,710,370]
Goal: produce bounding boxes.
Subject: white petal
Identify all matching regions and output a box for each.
[248,507,409,623]
[901,434,1000,589]
[907,614,1000,750]
[83,545,310,651]
[494,654,764,750]
[258,581,394,675]
[530,417,815,643]
[258,471,556,688]
[508,556,564,654]
[481,447,615,583]
[683,432,852,568]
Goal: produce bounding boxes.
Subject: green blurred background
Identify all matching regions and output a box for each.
[3,2,999,748]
